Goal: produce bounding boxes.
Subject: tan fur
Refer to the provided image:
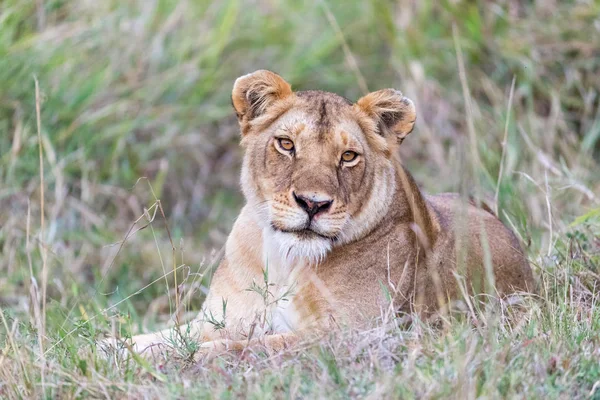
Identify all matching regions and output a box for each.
[107,71,534,360]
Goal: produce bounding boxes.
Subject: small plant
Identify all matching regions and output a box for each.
[245,263,297,333]
[203,299,228,331]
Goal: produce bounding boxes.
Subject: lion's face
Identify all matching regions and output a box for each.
[242,95,375,262]
[232,71,416,264]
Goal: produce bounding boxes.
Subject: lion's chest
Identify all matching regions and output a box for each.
[260,230,306,333]
[270,292,301,333]
[262,262,304,334]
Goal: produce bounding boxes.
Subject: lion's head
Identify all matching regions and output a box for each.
[232,70,416,264]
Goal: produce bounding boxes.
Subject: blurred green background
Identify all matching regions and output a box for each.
[2,0,599,325]
[0,1,599,397]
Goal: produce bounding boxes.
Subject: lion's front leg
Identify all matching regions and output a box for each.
[99,319,207,361]
[194,332,300,361]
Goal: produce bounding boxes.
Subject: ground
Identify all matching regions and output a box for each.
[1,1,599,398]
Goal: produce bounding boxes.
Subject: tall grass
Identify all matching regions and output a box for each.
[1,0,599,398]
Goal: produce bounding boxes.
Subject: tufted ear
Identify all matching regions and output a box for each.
[232,70,293,134]
[356,89,416,143]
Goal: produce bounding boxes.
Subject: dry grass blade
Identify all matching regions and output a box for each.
[494,75,516,215]
[0,306,31,392]
[34,75,47,394]
[320,0,369,95]
[452,24,482,198]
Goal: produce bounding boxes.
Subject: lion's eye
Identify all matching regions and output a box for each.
[341,151,358,163]
[277,138,295,152]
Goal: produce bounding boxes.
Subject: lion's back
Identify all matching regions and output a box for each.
[426,193,534,296]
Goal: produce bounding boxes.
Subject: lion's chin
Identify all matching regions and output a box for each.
[265,228,332,266]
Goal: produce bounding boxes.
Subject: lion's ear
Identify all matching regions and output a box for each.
[355,89,416,142]
[232,70,293,131]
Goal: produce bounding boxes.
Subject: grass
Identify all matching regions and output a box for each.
[1,0,599,398]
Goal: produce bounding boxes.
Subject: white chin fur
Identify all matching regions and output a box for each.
[264,228,332,266]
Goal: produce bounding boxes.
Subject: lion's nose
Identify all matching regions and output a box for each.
[293,192,333,219]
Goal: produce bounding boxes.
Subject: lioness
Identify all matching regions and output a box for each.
[108,70,534,358]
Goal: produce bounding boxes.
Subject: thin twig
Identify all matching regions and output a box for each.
[157,200,181,326]
[143,178,181,326]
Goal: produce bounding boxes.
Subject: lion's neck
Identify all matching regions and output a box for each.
[390,165,439,248]
[349,164,438,251]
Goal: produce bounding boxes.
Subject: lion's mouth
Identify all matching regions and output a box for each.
[271,225,337,241]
